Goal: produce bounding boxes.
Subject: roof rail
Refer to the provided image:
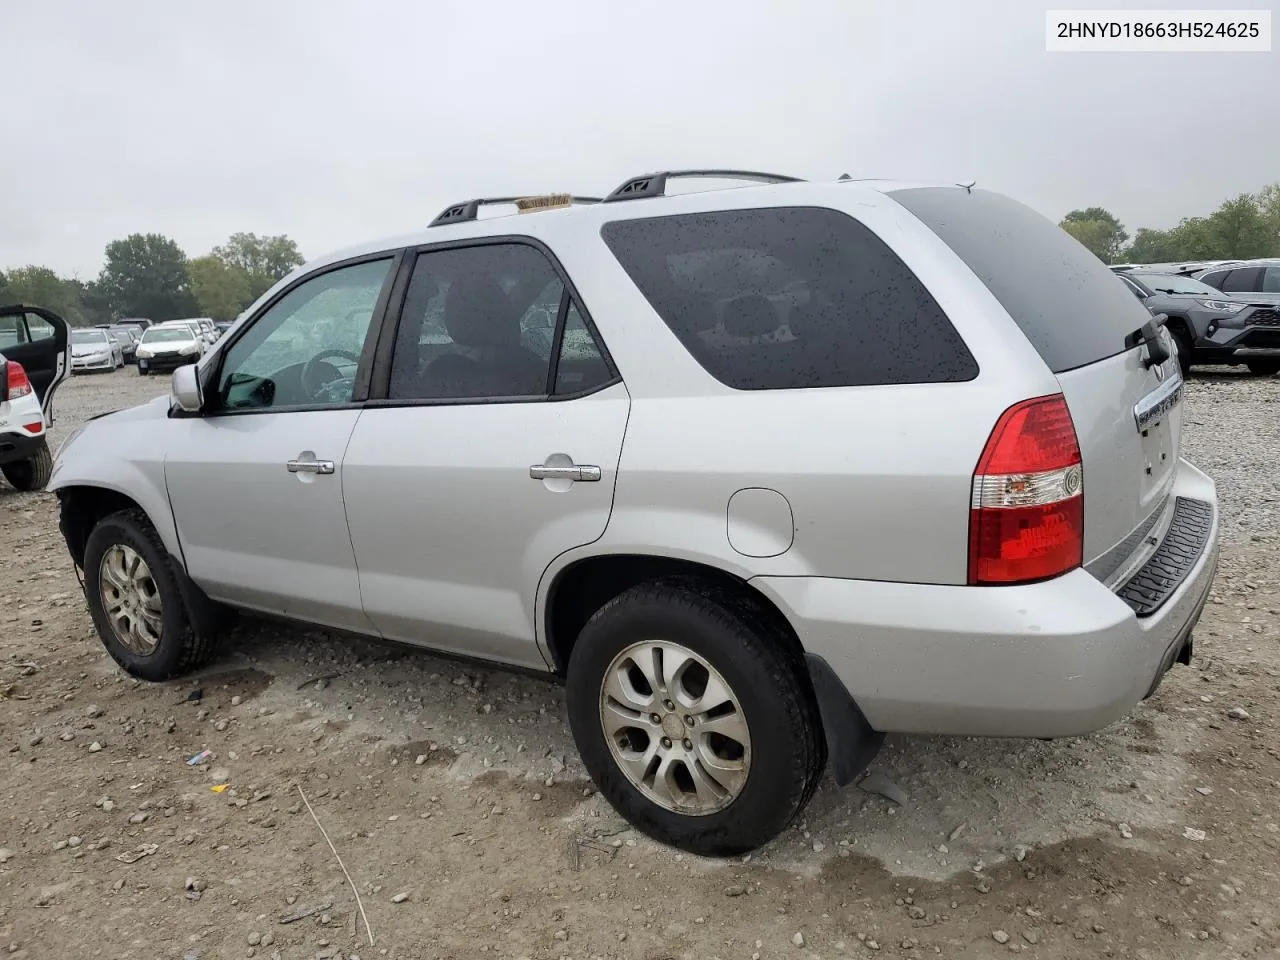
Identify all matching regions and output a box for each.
[602,169,803,203]
[429,195,602,228]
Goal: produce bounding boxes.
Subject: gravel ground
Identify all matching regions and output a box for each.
[1,366,1278,959]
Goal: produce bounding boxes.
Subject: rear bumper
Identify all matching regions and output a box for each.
[754,457,1218,740]
[0,427,47,467]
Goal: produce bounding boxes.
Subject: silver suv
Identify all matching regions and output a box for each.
[49,172,1220,854]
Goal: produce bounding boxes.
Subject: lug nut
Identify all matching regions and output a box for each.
[682,738,693,750]
[663,699,675,711]
[660,737,672,749]
[650,713,661,724]
[684,715,694,726]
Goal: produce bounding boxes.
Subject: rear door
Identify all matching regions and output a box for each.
[342,240,629,669]
[890,188,1182,569]
[0,306,70,422]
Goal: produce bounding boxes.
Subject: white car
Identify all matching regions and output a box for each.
[70,328,125,373]
[0,306,70,490]
[135,324,204,375]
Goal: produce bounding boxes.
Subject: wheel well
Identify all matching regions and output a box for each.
[544,554,802,674]
[1163,315,1192,341]
[56,486,147,569]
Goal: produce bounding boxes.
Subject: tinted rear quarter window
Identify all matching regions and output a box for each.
[890,187,1151,373]
[1222,268,1263,293]
[600,206,977,390]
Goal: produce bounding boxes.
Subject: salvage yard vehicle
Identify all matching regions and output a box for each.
[1117,270,1280,376]
[48,172,1220,854]
[134,323,203,374]
[70,328,125,373]
[0,305,69,490]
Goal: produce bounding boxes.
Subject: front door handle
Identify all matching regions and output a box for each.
[287,458,335,475]
[529,463,601,482]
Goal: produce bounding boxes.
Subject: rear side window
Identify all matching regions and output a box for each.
[890,187,1151,373]
[600,207,976,390]
[1222,268,1263,293]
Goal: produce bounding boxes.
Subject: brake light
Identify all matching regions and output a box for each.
[968,394,1084,585]
[6,360,33,400]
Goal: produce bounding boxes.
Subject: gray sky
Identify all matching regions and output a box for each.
[4,0,1276,277]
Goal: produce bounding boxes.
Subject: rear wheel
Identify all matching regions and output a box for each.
[1246,360,1280,377]
[566,578,826,855]
[1,439,53,491]
[82,509,221,681]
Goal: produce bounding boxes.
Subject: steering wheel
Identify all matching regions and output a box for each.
[301,349,361,399]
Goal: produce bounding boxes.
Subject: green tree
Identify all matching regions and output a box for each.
[1060,218,1116,262]
[97,233,197,320]
[1257,182,1280,255]
[1123,227,1184,263]
[1062,207,1128,262]
[2,265,89,323]
[189,255,252,320]
[0,270,10,305]
[1204,194,1273,259]
[211,233,304,301]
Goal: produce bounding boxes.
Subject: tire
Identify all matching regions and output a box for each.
[1246,360,1280,377]
[1,439,53,491]
[566,577,826,856]
[82,509,220,681]
[1170,327,1194,376]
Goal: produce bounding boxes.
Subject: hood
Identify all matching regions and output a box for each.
[87,395,171,425]
[71,341,110,356]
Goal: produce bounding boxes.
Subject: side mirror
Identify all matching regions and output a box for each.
[171,364,204,413]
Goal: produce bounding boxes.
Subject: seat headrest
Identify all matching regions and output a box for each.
[444,277,518,349]
[722,294,780,339]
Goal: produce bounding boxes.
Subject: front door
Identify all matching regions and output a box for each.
[162,256,397,632]
[342,242,629,668]
[0,306,70,422]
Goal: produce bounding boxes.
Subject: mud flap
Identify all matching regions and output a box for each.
[804,653,885,787]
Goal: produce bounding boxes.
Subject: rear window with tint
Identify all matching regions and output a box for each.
[600,207,977,390]
[889,187,1151,373]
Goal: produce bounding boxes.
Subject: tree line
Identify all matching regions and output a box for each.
[0,232,305,327]
[1060,182,1280,265]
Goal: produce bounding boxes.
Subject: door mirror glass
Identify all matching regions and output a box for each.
[171,364,204,413]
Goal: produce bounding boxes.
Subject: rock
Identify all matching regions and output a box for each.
[390,892,409,904]
[992,931,1010,944]
[1227,707,1251,720]
[1023,931,1038,945]
[948,823,967,842]
[231,696,242,706]
[1195,786,1213,796]
[85,705,103,718]
[866,940,880,950]
[976,882,991,894]
[28,735,42,747]
[791,932,805,947]
[1178,876,1194,887]
[858,771,908,806]
[67,836,82,848]
[185,877,206,892]
[101,800,115,812]
[214,720,229,732]
[724,884,747,897]
[553,930,568,941]
[248,932,262,946]
[1118,823,1133,839]
[414,755,427,766]
[908,906,926,920]
[1183,827,1207,842]
[88,742,103,753]
[0,849,13,864]
[129,813,148,825]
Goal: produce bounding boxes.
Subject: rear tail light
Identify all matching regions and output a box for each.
[968,393,1084,585]
[6,360,34,400]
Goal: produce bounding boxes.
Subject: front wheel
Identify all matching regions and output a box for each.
[1,439,53,491]
[566,579,826,856]
[1246,359,1280,377]
[82,510,220,681]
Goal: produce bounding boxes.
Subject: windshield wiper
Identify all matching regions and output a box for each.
[1125,312,1171,369]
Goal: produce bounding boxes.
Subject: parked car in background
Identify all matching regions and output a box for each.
[0,304,70,490]
[115,317,153,331]
[48,174,1219,854]
[70,328,125,373]
[134,323,204,375]
[1195,260,1280,301]
[1116,270,1280,376]
[168,317,218,349]
[105,325,142,364]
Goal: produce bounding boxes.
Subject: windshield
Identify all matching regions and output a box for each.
[72,330,108,345]
[141,328,193,343]
[1131,273,1220,296]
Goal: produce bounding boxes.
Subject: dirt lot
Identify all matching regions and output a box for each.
[2,368,1278,960]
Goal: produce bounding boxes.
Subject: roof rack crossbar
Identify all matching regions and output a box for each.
[429,195,602,227]
[602,169,803,203]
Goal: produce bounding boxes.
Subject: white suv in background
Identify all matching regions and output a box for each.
[48,172,1219,854]
[0,305,69,490]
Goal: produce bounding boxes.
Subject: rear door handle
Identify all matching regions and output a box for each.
[529,463,601,482]
[287,459,335,475]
